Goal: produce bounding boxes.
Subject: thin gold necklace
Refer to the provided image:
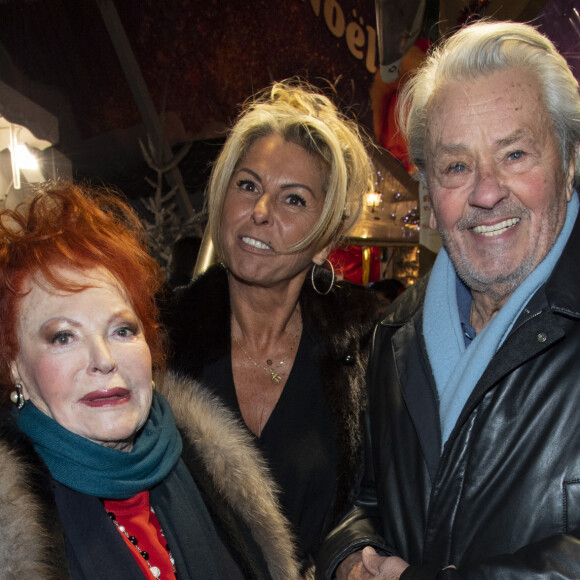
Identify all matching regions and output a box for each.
[232,329,301,384]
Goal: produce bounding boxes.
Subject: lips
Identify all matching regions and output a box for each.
[80,388,131,407]
[472,217,520,237]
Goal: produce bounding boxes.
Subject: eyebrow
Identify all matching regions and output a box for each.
[433,129,529,157]
[237,167,262,183]
[40,309,136,330]
[236,167,318,197]
[40,317,81,330]
[495,129,526,149]
[433,143,468,157]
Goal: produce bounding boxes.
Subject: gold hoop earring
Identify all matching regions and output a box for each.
[311,259,335,295]
[151,380,156,391]
[10,383,26,410]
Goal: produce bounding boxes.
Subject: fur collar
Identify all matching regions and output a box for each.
[0,373,300,580]
[157,372,301,580]
[0,409,69,579]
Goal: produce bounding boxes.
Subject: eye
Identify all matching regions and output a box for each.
[507,150,525,161]
[284,193,306,207]
[114,324,138,338]
[51,331,74,346]
[237,179,257,192]
[446,162,466,174]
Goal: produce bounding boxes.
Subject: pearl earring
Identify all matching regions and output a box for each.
[10,383,25,409]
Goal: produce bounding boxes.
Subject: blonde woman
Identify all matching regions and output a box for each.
[165,80,381,576]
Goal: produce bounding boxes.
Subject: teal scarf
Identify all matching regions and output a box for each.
[424,192,579,448]
[14,392,183,498]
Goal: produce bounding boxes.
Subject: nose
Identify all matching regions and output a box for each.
[89,338,117,374]
[251,194,272,225]
[469,164,509,209]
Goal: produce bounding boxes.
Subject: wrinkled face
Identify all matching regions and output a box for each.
[10,267,153,451]
[220,134,330,288]
[425,68,574,299]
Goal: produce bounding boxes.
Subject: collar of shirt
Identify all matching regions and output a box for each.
[456,275,476,346]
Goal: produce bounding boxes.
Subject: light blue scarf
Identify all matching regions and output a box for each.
[424,193,578,448]
[14,391,183,498]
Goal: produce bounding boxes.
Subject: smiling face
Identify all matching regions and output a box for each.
[426,68,574,301]
[10,267,153,451]
[220,134,330,288]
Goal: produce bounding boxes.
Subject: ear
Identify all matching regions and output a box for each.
[312,243,333,266]
[9,360,20,385]
[429,208,438,231]
[10,360,30,400]
[566,154,576,202]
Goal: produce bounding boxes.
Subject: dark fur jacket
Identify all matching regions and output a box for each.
[164,264,381,539]
[0,373,300,580]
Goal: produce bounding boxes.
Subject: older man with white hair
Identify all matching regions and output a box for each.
[317,20,580,580]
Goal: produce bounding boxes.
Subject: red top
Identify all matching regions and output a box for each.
[104,491,177,580]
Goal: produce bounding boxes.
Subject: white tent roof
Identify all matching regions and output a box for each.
[0,80,58,149]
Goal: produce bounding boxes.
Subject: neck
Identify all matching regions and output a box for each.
[469,289,510,334]
[228,273,304,351]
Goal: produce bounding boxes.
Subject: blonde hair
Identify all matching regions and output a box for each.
[207,79,374,260]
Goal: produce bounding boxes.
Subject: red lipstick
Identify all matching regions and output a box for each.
[80,388,131,408]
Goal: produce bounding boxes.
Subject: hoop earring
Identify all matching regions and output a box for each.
[10,383,26,410]
[311,259,335,295]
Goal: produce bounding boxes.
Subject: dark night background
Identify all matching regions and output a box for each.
[1,0,578,212]
[0,0,379,204]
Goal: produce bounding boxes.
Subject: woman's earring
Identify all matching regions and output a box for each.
[10,383,26,409]
[151,380,156,390]
[311,259,335,295]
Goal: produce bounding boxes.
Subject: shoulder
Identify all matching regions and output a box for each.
[301,277,382,345]
[0,408,66,579]
[380,273,429,328]
[175,264,229,305]
[163,265,231,371]
[166,264,230,327]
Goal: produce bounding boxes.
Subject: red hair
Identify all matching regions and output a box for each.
[0,182,165,388]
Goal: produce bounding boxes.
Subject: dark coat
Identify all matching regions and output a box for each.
[0,373,300,580]
[164,265,380,551]
[317,212,580,579]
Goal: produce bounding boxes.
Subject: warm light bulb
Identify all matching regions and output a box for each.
[14,144,39,170]
[366,192,381,208]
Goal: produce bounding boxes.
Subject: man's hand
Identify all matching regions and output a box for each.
[336,547,409,579]
[336,550,366,579]
[362,547,409,579]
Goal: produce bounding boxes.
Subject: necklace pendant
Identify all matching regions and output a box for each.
[271,371,282,383]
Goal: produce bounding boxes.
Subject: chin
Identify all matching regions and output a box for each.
[97,433,137,451]
[83,421,141,450]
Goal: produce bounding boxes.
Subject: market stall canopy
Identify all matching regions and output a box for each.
[0,81,71,203]
[347,147,420,246]
[0,80,59,148]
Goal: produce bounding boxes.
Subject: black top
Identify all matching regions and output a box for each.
[201,329,340,562]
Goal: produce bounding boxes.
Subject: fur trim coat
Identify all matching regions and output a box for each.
[164,265,381,554]
[0,373,300,580]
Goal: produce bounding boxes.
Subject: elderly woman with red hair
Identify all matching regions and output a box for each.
[0,181,299,580]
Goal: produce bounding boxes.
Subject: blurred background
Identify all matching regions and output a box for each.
[1,0,578,287]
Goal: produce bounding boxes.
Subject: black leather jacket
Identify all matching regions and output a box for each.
[317,213,580,579]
